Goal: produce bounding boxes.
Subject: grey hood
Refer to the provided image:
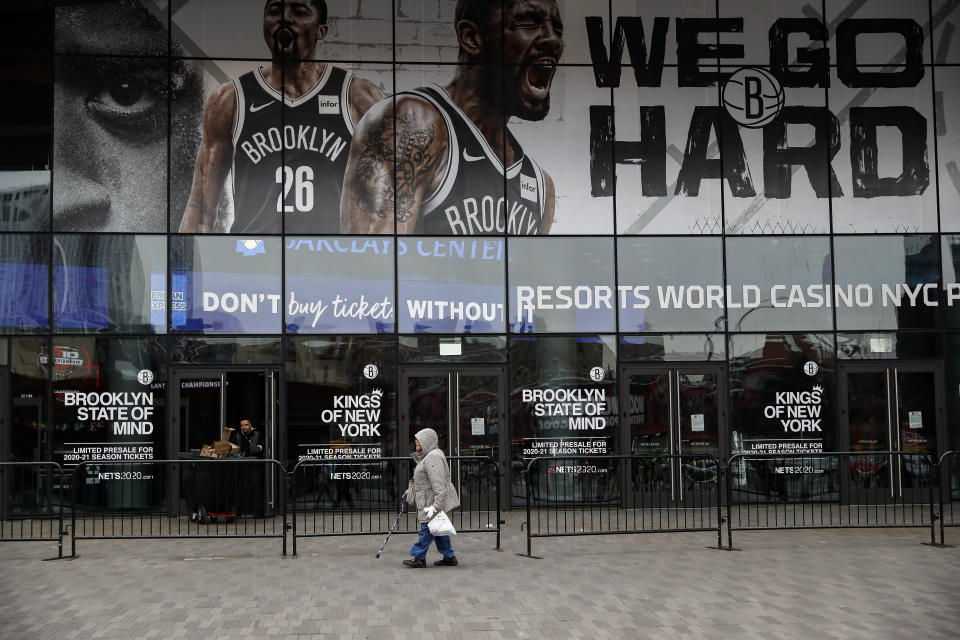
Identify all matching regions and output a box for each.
[413,427,439,462]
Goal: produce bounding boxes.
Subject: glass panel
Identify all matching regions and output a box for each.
[9,338,49,462]
[398,238,505,333]
[677,372,719,459]
[614,67,722,235]
[509,237,615,333]
[825,0,930,65]
[619,334,726,362]
[837,332,941,360]
[456,373,499,457]
[728,333,836,497]
[409,375,450,455]
[56,1,169,56]
[53,235,167,333]
[395,0,462,64]
[896,370,937,459]
[942,235,960,326]
[286,237,395,334]
[0,59,51,232]
[398,335,507,363]
[834,235,940,331]
[282,63,392,234]
[626,373,670,456]
[617,237,725,332]
[725,236,834,332]
[611,0,717,67]
[847,371,892,492]
[828,67,936,233]
[510,65,613,234]
[935,68,960,232]
[51,337,168,503]
[718,0,826,67]
[54,56,169,232]
[172,337,282,364]
[172,0,277,59]
[179,374,221,454]
[170,236,283,333]
[0,234,49,333]
[721,79,830,234]
[286,335,396,465]
[510,335,618,502]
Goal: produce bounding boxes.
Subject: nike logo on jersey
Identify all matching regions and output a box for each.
[249,102,274,113]
[462,150,486,162]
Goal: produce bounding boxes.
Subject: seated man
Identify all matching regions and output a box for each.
[231,418,264,458]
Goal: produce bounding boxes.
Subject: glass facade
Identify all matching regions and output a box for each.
[1,1,959,504]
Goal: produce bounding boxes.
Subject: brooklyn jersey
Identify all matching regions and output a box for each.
[231,65,354,234]
[402,84,548,235]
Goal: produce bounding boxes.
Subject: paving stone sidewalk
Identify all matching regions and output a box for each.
[0,513,957,640]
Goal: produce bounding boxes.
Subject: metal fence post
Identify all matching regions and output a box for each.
[928,456,938,547]
[70,463,79,558]
[290,467,297,558]
[495,460,502,551]
[715,460,724,549]
[525,464,533,558]
[725,455,735,551]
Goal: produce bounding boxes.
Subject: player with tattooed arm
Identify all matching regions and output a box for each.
[340,0,561,235]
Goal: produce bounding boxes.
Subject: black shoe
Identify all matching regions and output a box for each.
[403,558,426,568]
[433,556,458,566]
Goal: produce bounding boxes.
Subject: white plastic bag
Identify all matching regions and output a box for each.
[428,511,457,536]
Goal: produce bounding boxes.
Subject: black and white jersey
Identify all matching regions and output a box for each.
[401,84,547,235]
[231,65,354,234]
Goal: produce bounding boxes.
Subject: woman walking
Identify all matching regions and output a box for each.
[404,428,460,568]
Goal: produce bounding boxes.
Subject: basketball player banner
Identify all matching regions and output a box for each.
[34,0,960,236]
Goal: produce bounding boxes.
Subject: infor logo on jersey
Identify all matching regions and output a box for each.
[317,96,340,115]
[520,174,538,202]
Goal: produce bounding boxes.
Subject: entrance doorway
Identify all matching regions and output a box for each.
[620,364,727,504]
[169,367,280,516]
[839,362,944,503]
[399,366,507,509]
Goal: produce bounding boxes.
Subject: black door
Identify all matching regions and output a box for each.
[839,362,943,504]
[620,365,726,506]
[169,367,280,516]
[400,366,506,510]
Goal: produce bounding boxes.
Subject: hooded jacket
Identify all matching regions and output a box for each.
[406,428,460,523]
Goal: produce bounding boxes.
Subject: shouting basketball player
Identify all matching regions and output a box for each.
[180,0,383,234]
[340,0,562,235]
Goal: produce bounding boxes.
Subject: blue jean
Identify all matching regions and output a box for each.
[409,522,454,560]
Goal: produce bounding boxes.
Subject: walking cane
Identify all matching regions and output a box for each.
[376,490,407,558]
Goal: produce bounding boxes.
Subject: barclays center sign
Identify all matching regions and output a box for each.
[586,15,933,201]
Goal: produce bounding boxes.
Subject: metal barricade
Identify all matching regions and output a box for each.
[70,459,288,557]
[0,462,66,558]
[290,456,501,557]
[724,451,936,548]
[937,451,958,546]
[523,454,723,558]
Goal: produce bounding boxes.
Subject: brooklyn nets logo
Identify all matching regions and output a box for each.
[722,67,785,128]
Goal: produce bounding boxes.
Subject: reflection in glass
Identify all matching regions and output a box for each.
[398,237,505,332]
[834,235,939,331]
[620,334,726,362]
[53,235,166,333]
[286,336,396,464]
[509,237,615,332]
[617,237,724,332]
[725,236,833,332]
[0,234,49,333]
[286,236,394,333]
[170,236,282,333]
